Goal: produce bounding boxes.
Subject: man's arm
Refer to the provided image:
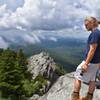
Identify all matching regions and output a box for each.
[82,43,98,72]
[85,43,97,64]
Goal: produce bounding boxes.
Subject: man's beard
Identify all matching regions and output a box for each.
[86,27,92,31]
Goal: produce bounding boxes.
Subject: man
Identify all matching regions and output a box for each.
[71,17,100,100]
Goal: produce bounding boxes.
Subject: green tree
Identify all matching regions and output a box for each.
[0,48,29,99]
[0,48,47,100]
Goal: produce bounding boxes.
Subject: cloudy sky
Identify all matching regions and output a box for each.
[0,0,100,48]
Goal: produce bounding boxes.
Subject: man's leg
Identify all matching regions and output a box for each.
[82,81,95,100]
[88,81,96,94]
[71,79,81,100]
[73,79,81,92]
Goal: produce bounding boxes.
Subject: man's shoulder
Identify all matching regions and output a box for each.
[96,29,100,33]
[90,29,100,36]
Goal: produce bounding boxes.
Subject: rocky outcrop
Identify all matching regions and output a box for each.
[39,72,100,100]
[27,52,60,100]
[27,52,59,81]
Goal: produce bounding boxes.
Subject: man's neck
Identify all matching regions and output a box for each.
[91,27,97,32]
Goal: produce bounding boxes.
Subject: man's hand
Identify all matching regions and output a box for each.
[82,63,88,73]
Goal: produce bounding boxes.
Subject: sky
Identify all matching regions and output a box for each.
[0,0,100,48]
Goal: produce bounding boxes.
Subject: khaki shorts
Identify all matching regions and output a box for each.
[74,61,100,84]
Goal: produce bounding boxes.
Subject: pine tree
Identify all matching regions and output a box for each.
[0,48,29,99]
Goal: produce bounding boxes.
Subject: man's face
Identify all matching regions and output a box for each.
[84,20,94,31]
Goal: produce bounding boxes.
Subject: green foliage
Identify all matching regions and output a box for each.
[0,48,29,99]
[0,48,47,100]
[21,74,47,97]
[55,63,66,76]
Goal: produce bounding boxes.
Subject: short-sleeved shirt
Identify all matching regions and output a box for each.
[84,29,100,63]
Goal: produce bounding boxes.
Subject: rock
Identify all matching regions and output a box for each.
[27,52,60,100]
[27,52,58,81]
[38,72,100,100]
[29,94,39,100]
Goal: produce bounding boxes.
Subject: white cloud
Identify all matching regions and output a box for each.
[49,37,57,42]
[22,34,36,44]
[0,0,98,31]
[22,33,41,44]
[0,0,100,48]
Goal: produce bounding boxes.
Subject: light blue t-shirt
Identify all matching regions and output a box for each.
[84,29,100,63]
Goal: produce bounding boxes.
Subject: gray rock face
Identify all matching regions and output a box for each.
[39,72,100,100]
[27,52,58,80]
[27,52,59,100]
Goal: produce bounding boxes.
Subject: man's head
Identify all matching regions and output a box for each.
[84,16,99,31]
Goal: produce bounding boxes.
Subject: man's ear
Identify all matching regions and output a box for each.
[97,20,100,24]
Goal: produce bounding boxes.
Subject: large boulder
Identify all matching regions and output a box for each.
[39,72,100,100]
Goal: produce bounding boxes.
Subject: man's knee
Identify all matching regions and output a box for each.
[88,81,96,93]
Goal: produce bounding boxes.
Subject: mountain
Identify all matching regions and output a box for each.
[0,49,99,100]
[9,37,86,72]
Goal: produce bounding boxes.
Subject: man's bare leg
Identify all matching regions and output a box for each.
[88,81,96,94]
[73,79,81,92]
[81,81,95,100]
[71,79,81,100]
